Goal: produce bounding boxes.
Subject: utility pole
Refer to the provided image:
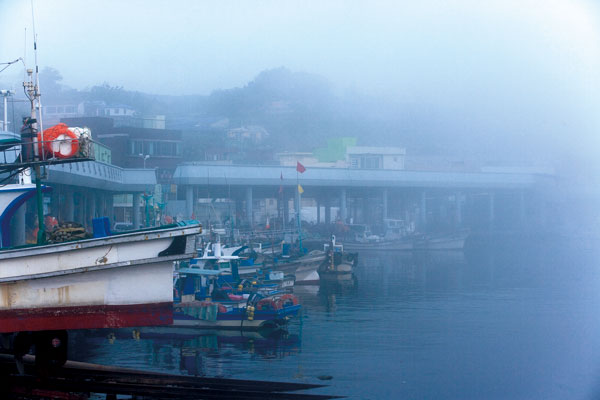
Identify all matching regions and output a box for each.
[139,153,149,168]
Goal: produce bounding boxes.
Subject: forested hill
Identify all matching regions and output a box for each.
[2,66,454,155]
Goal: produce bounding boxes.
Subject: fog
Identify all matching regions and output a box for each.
[3,3,600,398]
[1,0,600,178]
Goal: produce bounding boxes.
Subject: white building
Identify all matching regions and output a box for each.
[104,104,136,117]
[43,103,85,125]
[226,126,269,142]
[346,146,406,170]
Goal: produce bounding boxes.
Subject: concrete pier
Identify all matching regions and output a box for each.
[20,160,553,236]
[170,163,555,234]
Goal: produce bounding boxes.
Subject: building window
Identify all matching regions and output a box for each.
[361,156,381,169]
[129,140,144,155]
[350,155,382,169]
[145,141,154,155]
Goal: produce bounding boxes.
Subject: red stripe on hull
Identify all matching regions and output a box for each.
[0,302,173,333]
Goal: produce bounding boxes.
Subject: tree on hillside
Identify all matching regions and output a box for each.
[203,67,342,151]
[39,67,63,96]
[85,83,166,115]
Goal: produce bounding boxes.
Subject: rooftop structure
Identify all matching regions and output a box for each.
[346,146,406,170]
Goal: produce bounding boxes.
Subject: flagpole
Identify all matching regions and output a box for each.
[279,171,285,233]
[296,168,302,253]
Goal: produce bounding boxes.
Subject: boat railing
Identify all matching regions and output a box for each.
[0,134,96,174]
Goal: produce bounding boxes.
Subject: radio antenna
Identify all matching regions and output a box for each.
[27,0,46,244]
[30,0,44,140]
[23,28,26,80]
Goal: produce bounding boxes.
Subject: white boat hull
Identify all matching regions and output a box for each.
[295,269,320,285]
[0,225,201,333]
[342,239,414,251]
[270,251,325,284]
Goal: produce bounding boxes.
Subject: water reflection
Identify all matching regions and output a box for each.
[70,327,301,377]
[69,238,600,399]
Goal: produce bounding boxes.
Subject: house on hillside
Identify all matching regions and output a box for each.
[226,126,269,143]
[103,104,136,118]
[43,103,84,125]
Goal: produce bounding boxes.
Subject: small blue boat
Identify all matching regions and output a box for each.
[173,267,301,330]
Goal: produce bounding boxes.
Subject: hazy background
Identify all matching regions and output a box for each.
[1,0,600,180]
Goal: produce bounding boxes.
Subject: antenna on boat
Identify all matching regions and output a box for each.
[30,0,44,147]
[21,0,46,244]
[23,28,27,81]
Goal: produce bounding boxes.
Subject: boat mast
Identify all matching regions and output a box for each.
[29,0,45,244]
[23,68,46,244]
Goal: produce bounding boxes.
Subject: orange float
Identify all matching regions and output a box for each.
[255,298,279,311]
[38,123,79,159]
[276,294,299,309]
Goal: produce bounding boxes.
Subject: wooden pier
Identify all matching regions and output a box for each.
[0,354,342,399]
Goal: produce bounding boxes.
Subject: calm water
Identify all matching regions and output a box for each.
[70,237,600,399]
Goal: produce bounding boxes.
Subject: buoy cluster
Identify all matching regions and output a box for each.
[37,123,90,159]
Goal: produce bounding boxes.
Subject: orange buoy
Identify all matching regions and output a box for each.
[38,123,79,159]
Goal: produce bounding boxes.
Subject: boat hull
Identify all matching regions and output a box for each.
[0,301,172,333]
[342,239,414,251]
[0,225,200,333]
[268,251,325,284]
[173,303,300,330]
[294,269,320,285]
[172,316,287,329]
[414,232,469,251]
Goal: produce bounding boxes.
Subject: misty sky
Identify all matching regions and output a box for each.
[1,0,600,174]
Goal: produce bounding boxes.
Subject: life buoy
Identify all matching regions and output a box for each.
[255,298,279,311]
[277,294,299,308]
[38,123,79,159]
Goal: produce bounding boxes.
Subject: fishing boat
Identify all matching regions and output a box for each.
[173,267,301,330]
[198,237,324,285]
[413,230,470,251]
[0,68,201,368]
[174,295,300,330]
[318,235,358,282]
[189,240,295,290]
[261,249,325,285]
[341,238,414,251]
[0,221,201,332]
[340,219,416,251]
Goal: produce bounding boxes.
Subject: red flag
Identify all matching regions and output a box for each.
[296,161,306,173]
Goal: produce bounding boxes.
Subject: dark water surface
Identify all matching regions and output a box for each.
[70,238,600,399]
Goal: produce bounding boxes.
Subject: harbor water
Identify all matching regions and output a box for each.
[69,236,600,399]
